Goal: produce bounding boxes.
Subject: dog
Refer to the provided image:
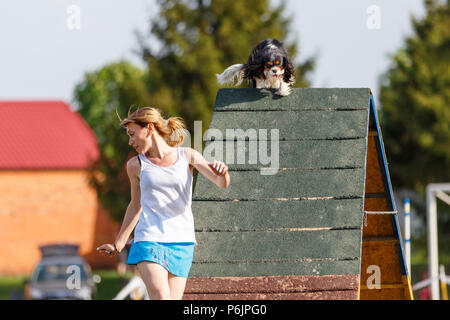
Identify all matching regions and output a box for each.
[216,38,296,96]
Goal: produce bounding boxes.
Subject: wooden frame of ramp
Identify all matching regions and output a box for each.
[184,88,413,300]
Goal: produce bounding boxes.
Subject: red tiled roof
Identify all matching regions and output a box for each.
[0,101,99,169]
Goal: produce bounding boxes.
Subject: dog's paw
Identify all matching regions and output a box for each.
[275,88,291,96]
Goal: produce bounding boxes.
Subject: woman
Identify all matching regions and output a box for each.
[97,107,230,300]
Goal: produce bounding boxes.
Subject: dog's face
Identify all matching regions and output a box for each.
[237,38,296,92]
[263,53,285,80]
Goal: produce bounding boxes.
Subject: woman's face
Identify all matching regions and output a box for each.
[126,122,152,154]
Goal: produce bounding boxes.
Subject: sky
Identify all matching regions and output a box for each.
[0,0,426,108]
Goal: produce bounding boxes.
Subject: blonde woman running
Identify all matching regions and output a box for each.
[97,107,230,300]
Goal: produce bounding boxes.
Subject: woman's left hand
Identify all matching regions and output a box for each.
[209,160,228,176]
[96,244,119,257]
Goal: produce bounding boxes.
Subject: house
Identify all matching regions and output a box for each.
[0,101,120,275]
[184,88,413,300]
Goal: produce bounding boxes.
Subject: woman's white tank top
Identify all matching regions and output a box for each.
[133,147,196,243]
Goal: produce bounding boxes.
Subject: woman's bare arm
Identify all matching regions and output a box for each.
[114,156,142,250]
[184,147,230,188]
[97,156,142,255]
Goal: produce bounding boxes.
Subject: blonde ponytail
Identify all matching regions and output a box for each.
[119,107,186,147]
[166,117,186,147]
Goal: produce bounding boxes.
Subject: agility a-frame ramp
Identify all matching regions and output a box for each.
[184,88,413,300]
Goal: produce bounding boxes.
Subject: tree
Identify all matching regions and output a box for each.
[74,61,149,222]
[136,0,315,133]
[379,0,449,195]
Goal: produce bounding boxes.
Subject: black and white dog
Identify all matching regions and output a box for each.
[216,38,296,96]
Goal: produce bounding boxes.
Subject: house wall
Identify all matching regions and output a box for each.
[0,170,120,275]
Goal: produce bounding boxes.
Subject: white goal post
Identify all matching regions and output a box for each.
[426,183,450,300]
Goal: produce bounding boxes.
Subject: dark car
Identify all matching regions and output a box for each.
[30,244,98,300]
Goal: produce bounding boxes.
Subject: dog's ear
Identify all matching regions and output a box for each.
[283,57,296,84]
[244,44,266,80]
[247,43,265,67]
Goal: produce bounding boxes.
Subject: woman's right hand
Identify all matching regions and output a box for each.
[96,243,118,257]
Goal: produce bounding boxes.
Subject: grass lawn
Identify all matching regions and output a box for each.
[0,275,28,300]
[0,269,134,300]
[93,269,135,300]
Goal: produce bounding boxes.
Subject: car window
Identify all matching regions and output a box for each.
[33,263,88,282]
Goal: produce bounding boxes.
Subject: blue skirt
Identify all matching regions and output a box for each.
[126,241,195,278]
